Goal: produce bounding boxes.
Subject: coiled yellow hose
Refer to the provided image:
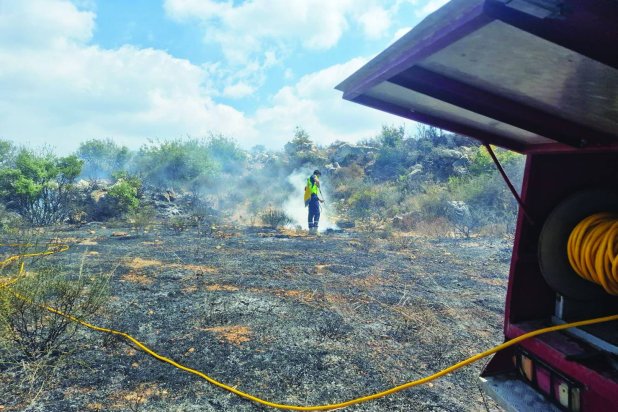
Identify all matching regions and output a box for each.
[567,212,618,295]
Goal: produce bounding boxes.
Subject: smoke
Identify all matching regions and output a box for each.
[282,169,337,232]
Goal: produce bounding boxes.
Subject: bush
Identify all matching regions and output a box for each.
[77,138,130,179]
[347,184,399,221]
[0,149,83,225]
[127,205,157,233]
[370,125,413,181]
[134,139,218,191]
[331,164,365,200]
[107,180,140,216]
[0,203,23,234]
[168,216,191,233]
[0,139,16,169]
[206,134,247,174]
[260,208,292,228]
[284,127,324,166]
[0,254,109,361]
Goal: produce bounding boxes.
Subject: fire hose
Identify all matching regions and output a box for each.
[1,240,617,411]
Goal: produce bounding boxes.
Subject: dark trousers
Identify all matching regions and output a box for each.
[308,197,320,229]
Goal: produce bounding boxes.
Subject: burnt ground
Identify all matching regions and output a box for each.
[1,224,512,411]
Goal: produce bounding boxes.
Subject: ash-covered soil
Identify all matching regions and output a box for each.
[1,225,512,411]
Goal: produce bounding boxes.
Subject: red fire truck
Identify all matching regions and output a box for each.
[337,1,618,410]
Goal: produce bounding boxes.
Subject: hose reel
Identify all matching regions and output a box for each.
[539,189,618,301]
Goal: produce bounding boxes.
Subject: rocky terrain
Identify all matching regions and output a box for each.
[1,223,511,411]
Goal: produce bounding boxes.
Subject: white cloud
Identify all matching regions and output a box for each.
[162,0,405,103]
[0,0,95,48]
[164,0,396,62]
[358,7,392,39]
[252,57,412,148]
[0,0,255,152]
[392,26,412,43]
[417,0,450,16]
[223,82,255,99]
[0,1,411,154]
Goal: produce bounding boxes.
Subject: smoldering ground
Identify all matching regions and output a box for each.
[0,223,509,411]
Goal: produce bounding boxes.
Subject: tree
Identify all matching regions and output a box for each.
[379,124,405,148]
[0,140,16,169]
[284,127,323,166]
[0,150,83,225]
[371,125,410,181]
[77,138,130,179]
[206,134,247,174]
[133,139,218,191]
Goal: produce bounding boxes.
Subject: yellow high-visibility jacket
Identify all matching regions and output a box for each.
[304,176,319,206]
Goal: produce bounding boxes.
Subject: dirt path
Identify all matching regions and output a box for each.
[1,225,511,411]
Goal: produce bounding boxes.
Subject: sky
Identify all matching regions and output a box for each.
[0,0,449,153]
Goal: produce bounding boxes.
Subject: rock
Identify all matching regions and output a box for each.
[447,200,470,217]
[68,211,87,224]
[392,213,415,230]
[332,143,375,164]
[434,147,464,160]
[111,231,129,237]
[336,220,355,229]
[407,164,424,179]
[90,189,107,204]
[156,189,177,202]
[74,179,91,190]
[446,200,476,236]
[452,158,469,175]
[284,140,317,155]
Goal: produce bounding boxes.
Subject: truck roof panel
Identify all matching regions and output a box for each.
[336,0,618,153]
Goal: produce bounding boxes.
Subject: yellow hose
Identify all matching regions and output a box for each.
[568,212,618,295]
[1,243,617,410]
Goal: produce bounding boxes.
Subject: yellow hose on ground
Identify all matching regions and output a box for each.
[568,212,618,295]
[1,243,617,410]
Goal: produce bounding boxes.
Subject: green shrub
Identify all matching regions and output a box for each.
[0,149,83,225]
[0,139,16,169]
[347,184,399,220]
[260,208,292,228]
[206,134,247,174]
[77,138,130,179]
[107,180,139,215]
[468,145,522,175]
[0,203,23,234]
[134,139,218,191]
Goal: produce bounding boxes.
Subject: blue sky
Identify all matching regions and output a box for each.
[0,0,449,152]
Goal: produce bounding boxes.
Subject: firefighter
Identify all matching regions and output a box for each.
[306,169,324,232]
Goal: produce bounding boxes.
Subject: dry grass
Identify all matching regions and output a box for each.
[278,289,315,302]
[413,217,453,237]
[172,263,217,274]
[314,264,332,274]
[181,285,198,294]
[127,257,163,270]
[110,382,169,409]
[86,402,104,411]
[205,284,239,292]
[120,272,154,286]
[201,325,252,345]
[79,239,98,246]
[349,273,395,288]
